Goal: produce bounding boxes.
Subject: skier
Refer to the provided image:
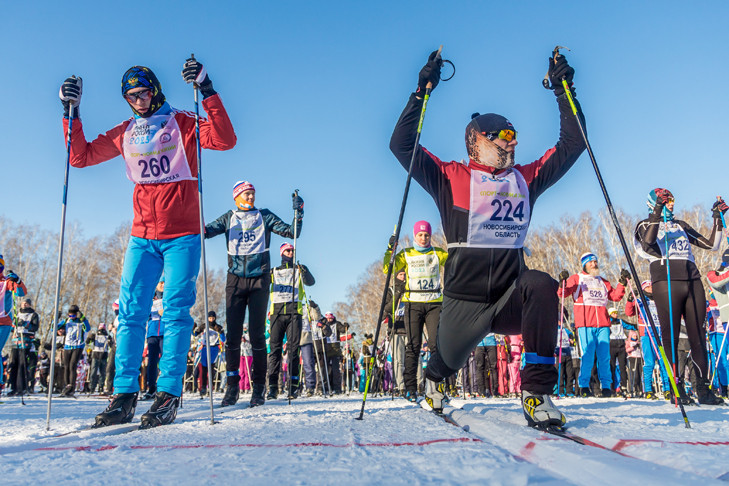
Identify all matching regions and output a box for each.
[634,189,726,405]
[558,254,628,397]
[383,270,407,396]
[59,57,237,426]
[321,312,347,393]
[103,300,119,396]
[384,221,448,402]
[9,298,38,396]
[239,325,253,393]
[204,181,303,407]
[193,313,225,397]
[390,49,585,427]
[57,305,90,397]
[86,323,111,394]
[141,280,164,401]
[0,257,26,388]
[475,333,498,397]
[608,307,631,397]
[555,321,575,397]
[625,280,671,400]
[266,243,315,399]
[625,328,642,398]
[708,252,729,395]
[299,299,322,397]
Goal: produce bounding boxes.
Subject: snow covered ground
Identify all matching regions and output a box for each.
[2,393,729,485]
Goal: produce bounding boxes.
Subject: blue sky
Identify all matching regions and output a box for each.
[3,1,729,315]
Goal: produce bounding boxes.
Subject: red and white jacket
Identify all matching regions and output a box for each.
[558,272,625,328]
[63,94,236,240]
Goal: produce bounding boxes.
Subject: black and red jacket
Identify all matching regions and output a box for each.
[389,93,585,303]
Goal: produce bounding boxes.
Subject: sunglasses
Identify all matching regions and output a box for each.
[68,314,77,319]
[125,89,153,103]
[483,129,517,142]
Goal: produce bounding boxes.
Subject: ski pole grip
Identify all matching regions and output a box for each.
[426,45,444,90]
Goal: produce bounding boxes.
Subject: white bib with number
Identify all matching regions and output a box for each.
[404,250,442,302]
[576,274,608,307]
[122,113,194,184]
[657,221,694,262]
[228,210,266,256]
[467,169,530,248]
[271,267,298,304]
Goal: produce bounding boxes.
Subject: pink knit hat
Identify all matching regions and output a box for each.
[233,181,255,199]
[413,220,432,237]
[280,242,294,256]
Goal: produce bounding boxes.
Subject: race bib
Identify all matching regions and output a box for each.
[271,267,297,304]
[657,221,694,262]
[577,274,608,307]
[404,250,442,302]
[467,169,531,248]
[228,210,266,256]
[122,113,194,184]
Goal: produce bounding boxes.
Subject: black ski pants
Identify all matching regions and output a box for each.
[475,345,498,395]
[426,270,559,395]
[63,348,83,392]
[610,339,627,390]
[627,357,642,396]
[9,348,28,393]
[652,279,708,380]
[145,336,163,393]
[225,273,270,386]
[557,351,575,395]
[267,312,302,386]
[404,301,441,393]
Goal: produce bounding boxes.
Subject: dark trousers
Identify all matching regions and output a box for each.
[9,348,28,393]
[427,270,559,395]
[652,279,708,379]
[404,301,441,392]
[105,345,116,393]
[627,357,642,395]
[557,351,575,395]
[610,339,628,390]
[63,348,83,391]
[225,273,270,385]
[267,312,302,386]
[300,343,317,390]
[475,345,497,395]
[324,344,342,393]
[146,336,163,393]
[90,355,108,393]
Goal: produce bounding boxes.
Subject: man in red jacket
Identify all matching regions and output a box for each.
[558,252,628,397]
[59,58,236,428]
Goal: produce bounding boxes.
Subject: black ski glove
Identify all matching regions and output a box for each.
[182,57,217,98]
[416,50,442,97]
[618,269,631,286]
[292,194,304,214]
[548,54,575,97]
[712,198,728,223]
[59,75,83,118]
[627,292,634,302]
[558,270,570,283]
[388,234,398,251]
[5,270,20,283]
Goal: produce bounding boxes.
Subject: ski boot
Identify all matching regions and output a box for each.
[288,379,300,400]
[93,392,138,428]
[59,384,73,397]
[304,389,314,398]
[250,384,266,407]
[600,388,613,398]
[522,390,567,429]
[644,391,658,400]
[424,379,447,413]
[405,389,418,403]
[579,387,593,398]
[221,374,240,407]
[695,379,725,406]
[140,392,180,429]
[670,381,695,406]
[140,391,155,401]
[266,385,278,400]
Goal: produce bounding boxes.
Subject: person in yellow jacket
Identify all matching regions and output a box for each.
[384,220,448,401]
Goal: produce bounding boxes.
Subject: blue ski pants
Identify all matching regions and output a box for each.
[710,332,729,387]
[115,235,200,396]
[0,326,11,381]
[577,327,611,388]
[642,334,670,392]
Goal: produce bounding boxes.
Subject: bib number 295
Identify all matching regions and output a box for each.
[138,155,171,178]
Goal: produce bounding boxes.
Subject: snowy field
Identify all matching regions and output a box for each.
[2,393,729,485]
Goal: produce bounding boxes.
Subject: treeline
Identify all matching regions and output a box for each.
[0,217,227,344]
[332,206,725,339]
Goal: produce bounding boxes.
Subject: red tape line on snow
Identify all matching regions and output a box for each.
[31,437,483,453]
[613,439,729,452]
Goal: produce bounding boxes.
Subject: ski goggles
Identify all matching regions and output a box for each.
[483,129,517,142]
[124,89,153,103]
[67,313,77,319]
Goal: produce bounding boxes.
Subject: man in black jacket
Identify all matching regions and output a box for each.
[389,49,586,427]
[9,298,39,396]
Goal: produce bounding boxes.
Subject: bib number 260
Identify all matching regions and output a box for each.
[138,155,171,178]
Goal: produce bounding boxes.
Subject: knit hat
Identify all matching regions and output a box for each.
[467,113,515,138]
[325,312,335,320]
[608,307,618,316]
[208,311,217,318]
[580,252,598,269]
[121,66,166,118]
[413,220,432,237]
[99,323,106,330]
[233,180,255,199]
[68,304,80,315]
[22,297,31,305]
[112,299,120,311]
[641,280,652,290]
[280,242,294,256]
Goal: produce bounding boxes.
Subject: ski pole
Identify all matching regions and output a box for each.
[191,53,215,425]
[552,46,690,428]
[357,46,444,420]
[557,281,566,397]
[627,281,668,393]
[288,190,300,405]
[46,99,76,430]
[302,292,327,396]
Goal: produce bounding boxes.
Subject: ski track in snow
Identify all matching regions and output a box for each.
[2,394,729,485]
